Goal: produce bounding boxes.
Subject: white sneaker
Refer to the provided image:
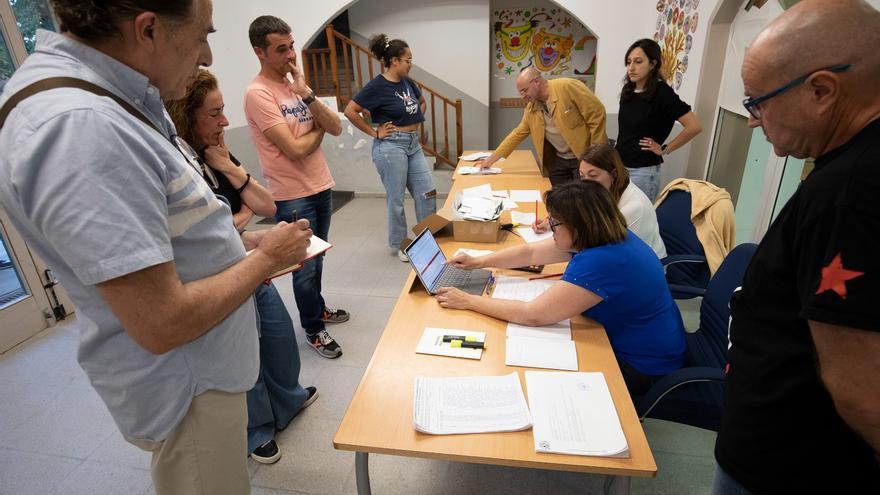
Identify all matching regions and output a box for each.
[397,250,409,262]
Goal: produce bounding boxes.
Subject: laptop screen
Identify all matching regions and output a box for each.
[406,229,447,290]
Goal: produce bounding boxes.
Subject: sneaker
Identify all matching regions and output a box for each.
[320,306,350,324]
[301,386,319,410]
[398,250,409,262]
[250,439,281,464]
[307,330,342,359]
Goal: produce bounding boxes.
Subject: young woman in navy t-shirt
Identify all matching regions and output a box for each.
[344,34,437,261]
[439,180,686,396]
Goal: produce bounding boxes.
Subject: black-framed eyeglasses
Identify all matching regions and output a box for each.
[172,135,219,189]
[742,64,851,120]
[548,217,564,232]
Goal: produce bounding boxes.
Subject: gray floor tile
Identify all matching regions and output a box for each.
[0,448,82,495]
[86,430,152,471]
[59,460,152,495]
[252,417,353,494]
[0,380,116,459]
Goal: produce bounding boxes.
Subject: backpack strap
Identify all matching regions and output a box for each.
[0,76,160,134]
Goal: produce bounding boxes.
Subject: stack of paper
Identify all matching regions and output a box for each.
[457,195,502,221]
[458,166,502,175]
[413,372,533,435]
[459,151,493,161]
[415,327,485,360]
[525,371,629,457]
[489,276,578,371]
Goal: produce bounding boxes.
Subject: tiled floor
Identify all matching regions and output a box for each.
[0,197,716,495]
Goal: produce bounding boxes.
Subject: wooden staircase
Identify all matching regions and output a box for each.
[302,25,463,169]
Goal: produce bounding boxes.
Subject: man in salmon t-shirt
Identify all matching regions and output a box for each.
[245,15,348,359]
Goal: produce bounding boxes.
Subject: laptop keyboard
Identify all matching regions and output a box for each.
[434,266,473,289]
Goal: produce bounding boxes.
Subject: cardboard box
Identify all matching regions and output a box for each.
[411,207,502,243]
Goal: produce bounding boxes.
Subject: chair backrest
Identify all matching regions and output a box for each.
[655,189,710,288]
[693,243,758,368]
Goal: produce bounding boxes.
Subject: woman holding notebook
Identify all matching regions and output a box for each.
[167,70,318,465]
[438,180,685,396]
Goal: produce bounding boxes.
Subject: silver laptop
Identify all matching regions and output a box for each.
[404,228,492,295]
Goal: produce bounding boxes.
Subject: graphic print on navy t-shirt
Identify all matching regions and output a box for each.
[395,87,418,116]
[279,99,313,125]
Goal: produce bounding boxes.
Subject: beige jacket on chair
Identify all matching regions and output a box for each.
[655,179,736,275]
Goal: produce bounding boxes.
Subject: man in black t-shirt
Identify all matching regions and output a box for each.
[714,1,880,493]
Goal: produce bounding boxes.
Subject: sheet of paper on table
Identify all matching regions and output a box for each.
[413,372,533,435]
[525,371,629,457]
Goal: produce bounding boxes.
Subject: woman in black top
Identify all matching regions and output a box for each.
[616,38,701,201]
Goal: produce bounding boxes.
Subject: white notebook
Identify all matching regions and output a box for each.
[415,327,485,360]
[525,371,629,457]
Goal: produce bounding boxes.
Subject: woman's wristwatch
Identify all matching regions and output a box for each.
[302,91,317,105]
[660,143,669,155]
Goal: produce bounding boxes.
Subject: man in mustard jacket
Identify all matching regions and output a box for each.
[479,67,607,185]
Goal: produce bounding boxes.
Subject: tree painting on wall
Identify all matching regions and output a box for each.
[654,0,700,90]
[493,7,597,89]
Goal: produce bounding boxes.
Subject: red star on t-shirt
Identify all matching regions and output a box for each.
[815,253,864,299]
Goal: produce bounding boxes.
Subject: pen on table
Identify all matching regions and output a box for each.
[534,200,538,221]
[529,273,563,281]
[442,335,479,342]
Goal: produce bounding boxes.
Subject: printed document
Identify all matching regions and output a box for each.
[413,373,533,435]
[525,372,629,457]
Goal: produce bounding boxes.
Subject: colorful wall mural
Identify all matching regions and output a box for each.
[653,0,700,90]
[493,6,597,90]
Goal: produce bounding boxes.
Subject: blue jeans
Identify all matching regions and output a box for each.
[627,165,661,202]
[372,131,437,249]
[712,463,753,495]
[275,189,331,335]
[246,282,309,454]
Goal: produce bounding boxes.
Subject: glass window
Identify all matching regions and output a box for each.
[0,231,29,309]
[8,0,55,54]
[0,26,15,93]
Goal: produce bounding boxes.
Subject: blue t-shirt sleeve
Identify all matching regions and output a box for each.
[561,249,615,301]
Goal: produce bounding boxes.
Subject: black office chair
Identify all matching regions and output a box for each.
[635,242,758,431]
[656,189,711,299]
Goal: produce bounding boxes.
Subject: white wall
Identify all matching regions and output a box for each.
[348,0,489,106]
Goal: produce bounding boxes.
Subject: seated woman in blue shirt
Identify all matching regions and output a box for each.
[439,180,686,395]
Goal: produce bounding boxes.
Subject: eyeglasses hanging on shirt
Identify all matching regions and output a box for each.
[172,135,219,189]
